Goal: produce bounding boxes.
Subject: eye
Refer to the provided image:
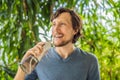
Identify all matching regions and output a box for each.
[51,23,56,27]
[60,23,66,26]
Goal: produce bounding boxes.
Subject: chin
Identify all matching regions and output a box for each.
[53,41,71,47]
[54,42,61,47]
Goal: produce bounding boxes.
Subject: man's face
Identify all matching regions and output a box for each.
[51,12,76,47]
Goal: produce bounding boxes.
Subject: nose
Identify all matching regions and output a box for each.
[52,24,60,32]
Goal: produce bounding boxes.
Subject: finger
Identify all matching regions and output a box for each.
[27,50,36,56]
[37,42,45,47]
[34,42,45,53]
[22,50,35,61]
[22,42,45,60]
[35,45,43,53]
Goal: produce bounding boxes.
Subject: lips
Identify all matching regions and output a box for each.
[54,34,63,38]
[53,33,64,40]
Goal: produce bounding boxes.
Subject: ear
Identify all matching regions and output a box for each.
[73,29,78,35]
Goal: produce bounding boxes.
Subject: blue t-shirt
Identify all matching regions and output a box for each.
[25,47,100,80]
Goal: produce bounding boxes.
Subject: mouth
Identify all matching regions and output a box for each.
[55,34,63,38]
[53,34,64,39]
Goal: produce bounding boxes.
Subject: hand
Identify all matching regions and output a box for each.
[14,42,45,80]
[22,42,45,61]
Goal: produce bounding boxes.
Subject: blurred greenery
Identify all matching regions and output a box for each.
[0,0,120,80]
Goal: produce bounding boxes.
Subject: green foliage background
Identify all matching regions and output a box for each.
[0,0,120,80]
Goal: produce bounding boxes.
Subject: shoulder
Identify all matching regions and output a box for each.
[76,48,98,63]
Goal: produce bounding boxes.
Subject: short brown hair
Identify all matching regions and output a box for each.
[51,8,82,43]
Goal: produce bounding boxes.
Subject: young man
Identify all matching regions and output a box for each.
[14,8,100,80]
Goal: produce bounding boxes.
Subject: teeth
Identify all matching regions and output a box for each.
[55,34,63,38]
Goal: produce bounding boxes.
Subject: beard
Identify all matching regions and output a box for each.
[53,37,73,47]
[54,40,71,47]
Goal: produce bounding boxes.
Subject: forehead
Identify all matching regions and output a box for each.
[52,12,72,22]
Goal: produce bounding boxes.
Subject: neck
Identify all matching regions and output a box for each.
[55,42,75,59]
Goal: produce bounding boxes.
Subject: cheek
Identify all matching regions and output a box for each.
[66,29,75,35]
[51,27,54,35]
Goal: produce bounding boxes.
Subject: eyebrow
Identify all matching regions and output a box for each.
[52,19,71,24]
